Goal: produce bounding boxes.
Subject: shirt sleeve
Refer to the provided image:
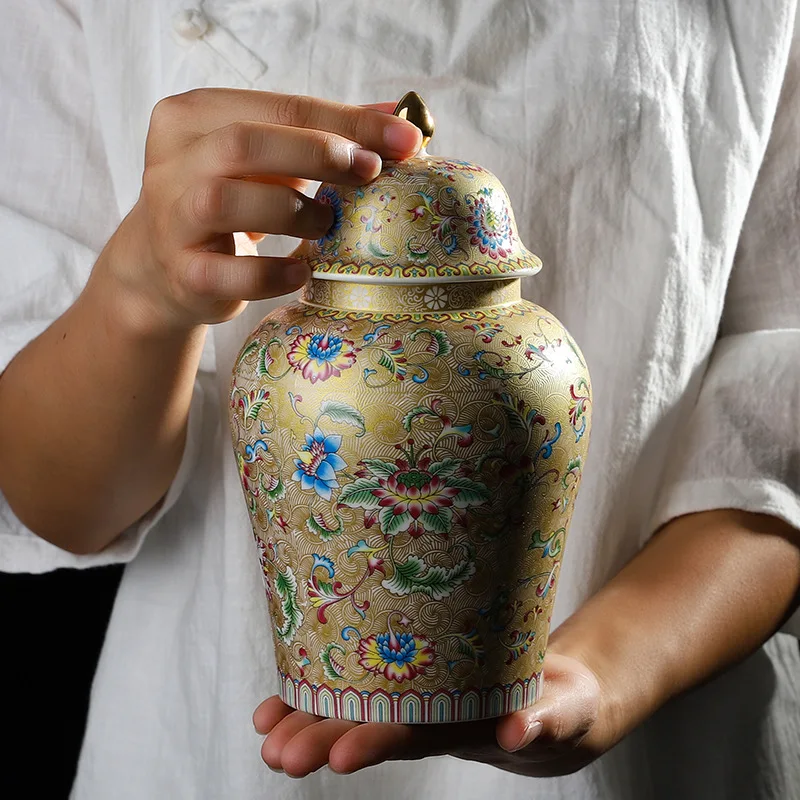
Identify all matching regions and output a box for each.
[647,14,800,636]
[0,1,205,573]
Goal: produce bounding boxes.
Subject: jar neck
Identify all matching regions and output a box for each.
[301,278,521,315]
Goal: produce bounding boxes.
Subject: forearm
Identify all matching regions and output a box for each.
[0,225,206,554]
[549,509,800,746]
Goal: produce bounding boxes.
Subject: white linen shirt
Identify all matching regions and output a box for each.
[1,1,800,798]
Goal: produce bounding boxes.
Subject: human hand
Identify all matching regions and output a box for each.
[99,90,421,334]
[253,651,616,779]
[252,510,800,781]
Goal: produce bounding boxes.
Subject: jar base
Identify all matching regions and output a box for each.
[276,669,543,724]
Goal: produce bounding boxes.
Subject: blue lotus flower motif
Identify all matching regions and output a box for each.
[316,185,344,244]
[357,615,435,683]
[292,427,346,500]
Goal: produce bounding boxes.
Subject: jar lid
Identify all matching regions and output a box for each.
[290,92,542,284]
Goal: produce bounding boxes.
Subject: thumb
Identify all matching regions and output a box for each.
[495,653,601,753]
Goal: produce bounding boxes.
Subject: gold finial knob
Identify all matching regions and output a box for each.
[393,91,434,150]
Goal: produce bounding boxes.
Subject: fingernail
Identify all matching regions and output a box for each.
[384,121,422,156]
[506,719,543,753]
[351,148,382,180]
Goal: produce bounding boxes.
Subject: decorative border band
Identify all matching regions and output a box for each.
[277,670,543,724]
[303,277,521,314]
[300,300,534,324]
[306,254,541,282]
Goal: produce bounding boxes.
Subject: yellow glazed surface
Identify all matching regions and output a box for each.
[291,156,542,282]
[230,278,591,723]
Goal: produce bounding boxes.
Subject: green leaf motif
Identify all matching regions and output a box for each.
[411,328,453,357]
[428,458,462,478]
[382,553,475,600]
[379,507,410,537]
[337,486,383,509]
[406,240,430,264]
[320,643,347,680]
[358,460,398,479]
[446,477,492,506]
[401,405,439,432]
[268,477,286,502]
[493,396,528,433]
[247,401,268,421]
[339,475,384,494]
[367,239,395,259]
[235,339,260,367]
[419,509,452,535]
[306,512,344,542]
[452,629,485,665]
[455,637,475,658]
[503,630,536,663]
[318,400,366,436]
[528,527,565,558]
[264,475,286,502]
[376,350,403,379]
[479,361,516,381]
[256,344,274,377]
[274,567,303,645]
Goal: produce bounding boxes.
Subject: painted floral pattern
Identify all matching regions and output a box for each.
[290,156,542,280]
[316,184,344,243]
[229,275,591,723]
[340,450,490,538]
[409,190,461,255]
[466,188,514,259]
[292,428,346,501]
[423,285,449,310]
[357,613,435,682]
[287,330,357,383]
[429,159,488,182]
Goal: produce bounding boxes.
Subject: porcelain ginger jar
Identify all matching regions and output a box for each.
[229,93,591,723]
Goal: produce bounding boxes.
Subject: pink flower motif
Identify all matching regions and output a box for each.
[366,556,386,575]
[338,453,489,538]
[466,190,513,259]
[286,331,357,383]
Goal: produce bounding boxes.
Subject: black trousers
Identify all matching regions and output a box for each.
[1,564,123,798]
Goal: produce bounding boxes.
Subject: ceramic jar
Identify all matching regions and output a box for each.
[229,94,591,723]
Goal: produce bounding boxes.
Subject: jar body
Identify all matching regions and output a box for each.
[229,278,591,723]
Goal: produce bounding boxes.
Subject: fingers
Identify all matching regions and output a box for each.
[177,178,334,241]
[131,90,418,333]
[279,718,360,777]
[495,708,545,754]
[327,718,498,773]
[260,711,325,772]
[252,703,498,778]
[149,89,421,160]
[184,253,309,302]
[326,723,419,774]
[495,653,601,757]
[194,121,383,184]
[360,101,399,113]
[253,696,293,736]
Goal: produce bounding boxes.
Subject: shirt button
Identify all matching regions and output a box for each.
[172,8,210,41]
